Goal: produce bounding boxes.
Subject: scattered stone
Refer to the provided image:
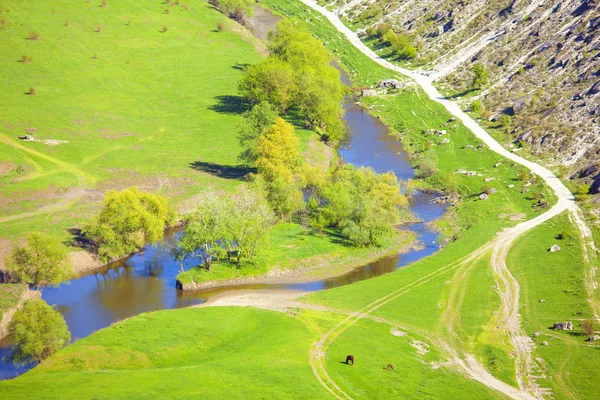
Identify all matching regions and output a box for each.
[541,341,549,346]
[484,177,496,182]
[533,331,543,337]
[587,335,600,342]
[494,163,501,168]
[449,117,456,122]
[539,299,545,303]
[457,169,467,174]
[391,328,407,337]
[410,340,430,355]
[479,193,489,200]
[466,171,477,176]
[508,184,515,188]
[440,138,450,144]
[553,322,573,330]
[549,244,561,252]
[465,145,474,149]
[436,129,447,136]
[487,188,497,194]
[509,213,526,221]
[378,79,404,90]
[361,88,377,97]
[477,144,485,149]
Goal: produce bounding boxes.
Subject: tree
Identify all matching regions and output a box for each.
[238,58,296,113]
[6,233,73,290]
[256,118,300,183]
[216,0,254,23]
[84,187,175,261]
[582,319,596,338]
[471,63,489,89]
[9,299,71,364]
[237,101,277,165]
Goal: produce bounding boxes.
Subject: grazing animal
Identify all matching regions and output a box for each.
[386,364,394,371]
[345,355,354,365]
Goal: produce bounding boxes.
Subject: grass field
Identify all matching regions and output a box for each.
[0,284,26,315]
[0,0,265,240]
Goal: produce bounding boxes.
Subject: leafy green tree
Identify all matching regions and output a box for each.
[471,63,489,89]
[384,31,417,60]
[238,58,296,113]
[84,187,175,261]
[6,233,73,290]
[9,299,71,364]
[256,118,300,183]
[317,165,410,247]
[237,101,277,165]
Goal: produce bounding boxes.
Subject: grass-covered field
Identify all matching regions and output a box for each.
[0,284,26,314]
[177,223,413,287]
[0,0,265,240]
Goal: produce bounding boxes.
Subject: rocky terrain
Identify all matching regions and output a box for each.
[330,0,599,193]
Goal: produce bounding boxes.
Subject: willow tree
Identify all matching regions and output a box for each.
[84,187,175,261]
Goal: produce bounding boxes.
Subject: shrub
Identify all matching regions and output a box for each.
[28,87,36,96]
[27,31,39,40]
[164,8,170,14]
[183,4,189,11]
[64,20,69,27]
[92,52,98,59]
[9,300,70,364]
[162,25,168,32]
[95,25,102,32]
[0,19,7,30]
[471,100,482,112]
[100,0,107,7]
[21,55,32,64]
[217,22,224,31]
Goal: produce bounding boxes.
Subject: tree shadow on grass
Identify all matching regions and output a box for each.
[65,228,98,252]
[209,95,250,115]
[189,161,255,180]
[446,88,477,100]
[232,63,252,71]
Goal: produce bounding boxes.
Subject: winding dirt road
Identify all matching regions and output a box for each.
[290,1,596,398]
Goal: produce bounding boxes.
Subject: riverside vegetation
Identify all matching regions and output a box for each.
[0,0,598,399]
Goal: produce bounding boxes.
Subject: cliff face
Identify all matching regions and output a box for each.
[336,0,599,188]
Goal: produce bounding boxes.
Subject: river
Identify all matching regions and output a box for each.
[0,7,446,379]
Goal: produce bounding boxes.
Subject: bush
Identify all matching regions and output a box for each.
[27,31,39,40]
[162,25,168,32]
[0,20,6,30]
[100,0,107,7]
[217,22,224,31]
[28,87,36,96]
[64,20,69,27]
[9,300,70,364]
[95,25,102,32]
[21,55,32,64]
[471,100,482,113]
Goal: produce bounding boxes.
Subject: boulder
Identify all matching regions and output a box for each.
[465,145,474,149]
[466,171,477,176]
[457,169,467,174]
[533,331,543,337]
[587,80,600,97]
[508,184,515,188]
[477,144,485,149]
[378,79,405,90]
[487,188,497,194]
[479,193,489,200]
[553,322,573,330]
[541,341,549,346]
[440,138,450,144]
[549,244,561,252]
[484,177,496,182]
[587,335,600,342]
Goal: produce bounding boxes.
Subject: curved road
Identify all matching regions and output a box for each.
[295,0,596,398]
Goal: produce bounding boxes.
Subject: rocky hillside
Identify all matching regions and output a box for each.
[333,0,599,192]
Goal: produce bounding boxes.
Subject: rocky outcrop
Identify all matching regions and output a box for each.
[553,321,573,330]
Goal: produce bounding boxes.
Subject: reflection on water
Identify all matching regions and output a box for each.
[0,6,447,380]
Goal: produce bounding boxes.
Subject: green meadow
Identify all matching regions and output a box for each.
[0,0,596,398]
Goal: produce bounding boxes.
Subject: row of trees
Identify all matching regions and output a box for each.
[238,20,346,143]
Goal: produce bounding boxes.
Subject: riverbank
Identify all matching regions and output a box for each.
[176,226,416,291]
[0,285,39,340]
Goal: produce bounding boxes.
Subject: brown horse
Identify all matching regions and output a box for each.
[345,355,354,365]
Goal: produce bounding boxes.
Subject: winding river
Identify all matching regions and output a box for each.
[0,8,446,380]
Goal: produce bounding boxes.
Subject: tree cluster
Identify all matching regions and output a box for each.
[175,186,275,270]
[209,0,254,25]
[84,187,175,261]
[238,20,346,143]
[367,24,417,60]
[309,165,410,247]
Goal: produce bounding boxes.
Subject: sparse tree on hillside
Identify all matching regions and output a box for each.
[9,299,70,364]
[6,233,73,291]
[471,63,489,89]
[582,319,596,338]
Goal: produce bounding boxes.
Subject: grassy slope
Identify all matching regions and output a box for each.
[177,223,413,285]
[0,0,264,240]
[507,212,600,399]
